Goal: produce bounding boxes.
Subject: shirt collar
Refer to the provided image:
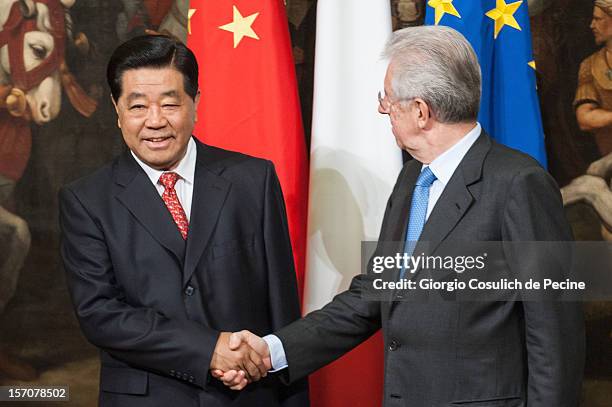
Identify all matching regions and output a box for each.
[423,122,481,186]
[131,137,197,186]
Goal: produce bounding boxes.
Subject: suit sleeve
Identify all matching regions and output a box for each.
[273,274,381,384]
[502,166,585,407]
[59,186,219,390]
[271,176,391,383]
[268,164,408,384]
[267,162,407,385]
[261,162,309,406]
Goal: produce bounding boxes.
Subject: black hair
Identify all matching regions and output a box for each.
[106,35,199,101]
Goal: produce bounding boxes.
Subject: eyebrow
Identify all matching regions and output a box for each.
[125,90,180,104]
[161,90,180,98]
[126,92,145,104]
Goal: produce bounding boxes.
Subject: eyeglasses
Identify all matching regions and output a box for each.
[378,91,391,113]
[378,90,405,113]
[378,91,417,115]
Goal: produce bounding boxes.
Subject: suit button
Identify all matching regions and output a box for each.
[388,340,400,351]
[170,370,175,377]
[184,286,195,296]
[182,373,189,380]
[189,376,195,383]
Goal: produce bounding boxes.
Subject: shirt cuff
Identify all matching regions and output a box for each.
[263,334,288,372]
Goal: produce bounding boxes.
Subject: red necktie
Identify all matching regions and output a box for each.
[159,172,189,240]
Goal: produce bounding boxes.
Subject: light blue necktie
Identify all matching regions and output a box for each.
[400,167,437,278]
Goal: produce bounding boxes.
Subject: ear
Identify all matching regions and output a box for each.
[111,95,118,110]
[111,96,121,128]
[193,90,201,122]
[413,98,432,130]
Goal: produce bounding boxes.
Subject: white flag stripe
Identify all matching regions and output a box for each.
[304,0,403,313]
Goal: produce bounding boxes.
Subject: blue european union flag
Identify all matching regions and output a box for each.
[425,0,546,167]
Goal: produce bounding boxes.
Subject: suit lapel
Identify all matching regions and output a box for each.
[388,132,491,311]
[373,161,421,310]
[416,171,474,256]
[416,132,490,258]
[114,151,186,265]
[183,142,231,287]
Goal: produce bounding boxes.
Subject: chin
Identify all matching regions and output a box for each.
[138,153,169,169]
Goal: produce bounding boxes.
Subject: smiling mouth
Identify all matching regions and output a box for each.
[142,136,174,149]
[144,136,172,142]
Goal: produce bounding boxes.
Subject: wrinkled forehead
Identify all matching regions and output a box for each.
[119,67,187,99]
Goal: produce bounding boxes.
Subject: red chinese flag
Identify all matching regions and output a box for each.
[187,0,308,295]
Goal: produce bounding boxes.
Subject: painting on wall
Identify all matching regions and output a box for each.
[0,1,188,405]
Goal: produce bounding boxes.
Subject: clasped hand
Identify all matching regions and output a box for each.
[210,330,269,390]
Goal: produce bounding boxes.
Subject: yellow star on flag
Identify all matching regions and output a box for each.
[219,5,260,48]
[528,60,536,70]
[485,0,523,39]
[188,9,196,35]
[428,0,461,25]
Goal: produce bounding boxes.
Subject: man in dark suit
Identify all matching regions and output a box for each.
[59,35,308,406]
[214,26,585,406]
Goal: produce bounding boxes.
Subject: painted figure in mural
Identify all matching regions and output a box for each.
[563,0,612,241]
[527,0,554,16]
[116,0,180,41]
[0,0,95,379]
[156,0,189,40]
[395,0,424,27]
[562,154,612,241]
[575,0,612,156]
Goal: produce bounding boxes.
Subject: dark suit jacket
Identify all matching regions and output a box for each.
[59,138,309,407]
[275,132,585,407]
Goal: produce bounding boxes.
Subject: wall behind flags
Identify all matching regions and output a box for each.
[0,0,609,405]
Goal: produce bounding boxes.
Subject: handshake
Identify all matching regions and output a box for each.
[209,330,271,390]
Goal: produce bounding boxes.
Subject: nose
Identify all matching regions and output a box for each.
[378,103,389,115]
[591,20,596,29]
[145,105,167,128]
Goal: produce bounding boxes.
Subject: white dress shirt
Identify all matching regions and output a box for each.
[131,137,197,221]
[422,122,481,220]
[263,123,482,371]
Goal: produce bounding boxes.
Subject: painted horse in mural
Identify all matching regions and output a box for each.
[0,0,95,380]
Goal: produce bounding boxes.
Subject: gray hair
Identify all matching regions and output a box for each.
[595,0,612,15]
[382,25,481,123]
